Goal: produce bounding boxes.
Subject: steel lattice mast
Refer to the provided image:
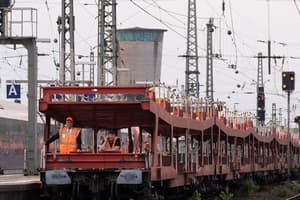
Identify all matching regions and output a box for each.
[59,0,75,85]
[97,0,118,86]
[206,18,214,102]
[257,52,265,125]
[272,103,276,126]
[257,52,264,89]
[185,0,199,97]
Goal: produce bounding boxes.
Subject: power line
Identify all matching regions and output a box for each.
[148,0,186,25]
[129,0,187,39]
[228,0,238,68]
[293,0,300,15]
[119,1,155,25]
[44,0,60,74]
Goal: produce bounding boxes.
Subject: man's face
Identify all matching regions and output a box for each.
[66,121,73,128]
[108,134,114,142]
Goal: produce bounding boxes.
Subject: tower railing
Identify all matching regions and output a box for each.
[7,7,37,38]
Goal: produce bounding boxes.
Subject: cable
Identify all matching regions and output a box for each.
[119,2,155,25]
[222,0,225,16]
[148,0,186,25]
[204,0,253,65]
[44,0,60,74]
[129,0,187,39]
[293,0,300,15]
[228,0,238,68]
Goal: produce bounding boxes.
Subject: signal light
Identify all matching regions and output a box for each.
[283,84,287,89]
[257,96,264,101]
[282,71,295,91]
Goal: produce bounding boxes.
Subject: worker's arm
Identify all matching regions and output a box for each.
[76,131,82,150]
[99,136,107,151]
[45,132,59,145]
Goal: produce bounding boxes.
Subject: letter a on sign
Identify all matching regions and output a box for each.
[6,84,21,99]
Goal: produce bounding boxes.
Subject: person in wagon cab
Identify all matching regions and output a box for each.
[45,116,82,153]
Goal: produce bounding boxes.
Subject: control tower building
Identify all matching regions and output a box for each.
[117,27,166,85]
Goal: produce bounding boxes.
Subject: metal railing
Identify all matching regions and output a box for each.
[40,86,148,103]
[7,7,37,38]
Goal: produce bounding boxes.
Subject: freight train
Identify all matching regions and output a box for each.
[39,86,300,200]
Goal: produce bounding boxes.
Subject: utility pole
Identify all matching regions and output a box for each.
[279,108,282,126]
[257,52,265,125]
[287,90,291,178]
[282,71,295,179]
[0,8,7,36]
[90,50,95,86]
[257,53,264,91]
[206,18,214,102]
[267,0,271,74]
[185,0,199,98]
[272,103,276,126]
[97,0,118,86]
[58,0,75,85]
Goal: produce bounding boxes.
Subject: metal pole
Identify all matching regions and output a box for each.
[82,64,84,86]
[0,9,7,37]
[24,39,38,175]
[267,0,271,74]
[59,1,65,84]
[69,0,75,83]
[206,18,214,102]
[287,91,291,178]
[90,50,95,86]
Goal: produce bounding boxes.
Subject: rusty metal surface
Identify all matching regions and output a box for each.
[45,153,145,170]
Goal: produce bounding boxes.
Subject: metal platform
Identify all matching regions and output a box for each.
[0,175,40,200]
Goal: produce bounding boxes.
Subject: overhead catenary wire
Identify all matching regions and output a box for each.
[148,0,186,25]
[293,0,300,15]
[44,0,59,71]
[129,0,187,39]
[228,0,238,68]
[119,1,155,25]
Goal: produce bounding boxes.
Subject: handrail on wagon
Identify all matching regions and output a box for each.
[39,86,149,103]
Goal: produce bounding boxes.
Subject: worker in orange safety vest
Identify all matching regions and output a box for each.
[45,117,82,153]
[100,130,121,152]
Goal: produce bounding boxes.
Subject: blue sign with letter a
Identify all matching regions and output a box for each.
[6,84,21,99]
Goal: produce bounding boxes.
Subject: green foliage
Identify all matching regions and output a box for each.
[292,181,300,193]
[271,185,288,198]
[189,191,201,200]
[234,178,260,197]
[219,186,234,200]
[242,178,260,195]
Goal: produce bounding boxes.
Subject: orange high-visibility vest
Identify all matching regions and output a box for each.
[59,127,80,154]
[104,136,122,152]
[144,142,151,153]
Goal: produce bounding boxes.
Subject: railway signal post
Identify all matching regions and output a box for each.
[282,71,295,179]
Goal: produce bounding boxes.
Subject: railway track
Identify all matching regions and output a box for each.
[286,194,300,200]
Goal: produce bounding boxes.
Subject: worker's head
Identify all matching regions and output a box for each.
[107,133,114,143]
[66,117,73,128]
[107,129,117,142]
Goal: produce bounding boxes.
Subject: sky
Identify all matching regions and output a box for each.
[1,0,300,125]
